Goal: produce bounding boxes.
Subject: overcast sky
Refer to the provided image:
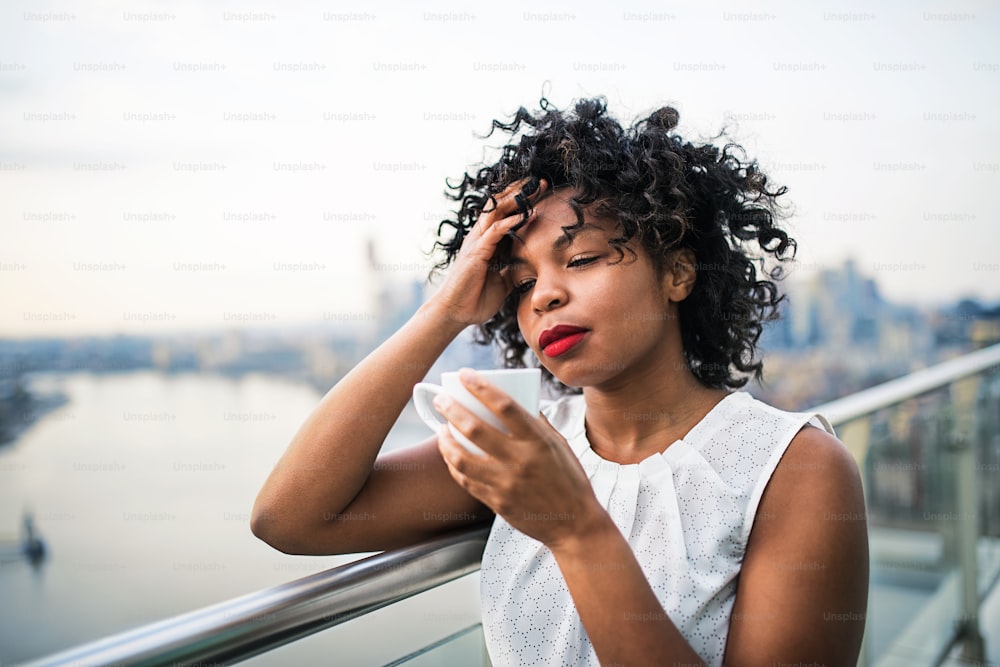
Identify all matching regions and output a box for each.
[2,0,998,337]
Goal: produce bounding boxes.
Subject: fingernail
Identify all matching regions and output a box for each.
[459,367,482,386]
[433,394,452,410]
[522,178,539,196]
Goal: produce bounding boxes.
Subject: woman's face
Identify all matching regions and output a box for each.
[509,191,686,389]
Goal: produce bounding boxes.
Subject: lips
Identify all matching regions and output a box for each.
[539,325,589,358]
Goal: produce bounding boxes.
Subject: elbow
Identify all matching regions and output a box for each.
[250,502,339,556]
[250,503,283,549]
[250,502,301,554]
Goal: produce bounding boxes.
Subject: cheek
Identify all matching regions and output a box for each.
[515,302,537,349]
[515,299,527,330]
[596,264,663,314]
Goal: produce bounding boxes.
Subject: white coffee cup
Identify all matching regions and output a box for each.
[412,368,541,456]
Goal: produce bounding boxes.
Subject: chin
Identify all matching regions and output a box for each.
[544,360,617,391]
[534,360,579,391]
[549,374,583,391]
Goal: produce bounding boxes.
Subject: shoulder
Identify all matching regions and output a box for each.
[730,394,845,498]
[776,425,863,501]
[725,424,869,664]
[749,423,868,611]
[754,423,865,528]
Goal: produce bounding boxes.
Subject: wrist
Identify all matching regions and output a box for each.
[416,298,473,337]
[547,502,618,559]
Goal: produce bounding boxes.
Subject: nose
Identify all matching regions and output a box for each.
[529,273,568,313]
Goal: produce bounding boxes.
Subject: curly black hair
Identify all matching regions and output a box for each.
[431,96,796,392]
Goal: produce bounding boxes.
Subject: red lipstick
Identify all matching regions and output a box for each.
[539,325,589,358]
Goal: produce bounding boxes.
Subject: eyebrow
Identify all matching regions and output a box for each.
[508,224,603,267]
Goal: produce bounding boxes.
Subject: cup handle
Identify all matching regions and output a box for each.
[412,383,447,432]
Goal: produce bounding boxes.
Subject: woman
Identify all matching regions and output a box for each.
[252,97,869,666]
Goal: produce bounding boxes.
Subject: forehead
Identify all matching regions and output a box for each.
[513,190,619,252]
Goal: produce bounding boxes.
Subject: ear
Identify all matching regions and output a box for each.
[661,249,697,303]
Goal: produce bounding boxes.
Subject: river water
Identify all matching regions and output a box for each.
[0,371,481,666]
[4,371,987,665]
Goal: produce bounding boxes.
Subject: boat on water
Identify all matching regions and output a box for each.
[0,512,46,566]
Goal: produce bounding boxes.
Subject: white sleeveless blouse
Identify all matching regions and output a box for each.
[480,391,835,666]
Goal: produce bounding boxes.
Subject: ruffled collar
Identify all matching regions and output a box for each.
[563,391,751,479]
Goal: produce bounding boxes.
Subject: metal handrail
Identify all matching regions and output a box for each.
[810,344,1000,426]
[22,525,490,667]
[20,342,1000,667]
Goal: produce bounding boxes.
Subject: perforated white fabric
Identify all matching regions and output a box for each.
[481,391,835,666]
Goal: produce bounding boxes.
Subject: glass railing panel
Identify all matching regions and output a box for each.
[861,389,956,665]
[853,362,1000,667]
[385,624,486,667]
[236,574,484,667]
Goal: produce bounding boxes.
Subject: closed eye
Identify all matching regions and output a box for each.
[568,255,600,268]
[514,255,601,295]
[514,278,535,295]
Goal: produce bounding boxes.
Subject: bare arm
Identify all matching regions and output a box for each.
[251,179,547,555]
[550,515,709,665]
[724,425,869,666]
[251,302,475,554]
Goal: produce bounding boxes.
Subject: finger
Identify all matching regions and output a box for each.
[505,177,549,218]
[467,177,547,248]
[494,177,536,210]
[512,177,549,216]
[517,175,547,200]
[437,426,471,483]
[432,392,514,460]
[462,208,538,270]
[480,177,548,227]
[466,201,527,248]
[436,425,509,495]
[470,178,529,235]
[482,207,536,242]
[437,429,495,506]
[457,368,538,438]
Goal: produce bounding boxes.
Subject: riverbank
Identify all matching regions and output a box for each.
[0,373,68,446]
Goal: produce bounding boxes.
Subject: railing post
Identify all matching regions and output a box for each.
[951,376,985,662]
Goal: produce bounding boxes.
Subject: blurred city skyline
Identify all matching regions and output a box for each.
[3,251,997,422]
[2,1,999,337]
